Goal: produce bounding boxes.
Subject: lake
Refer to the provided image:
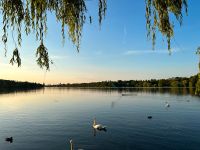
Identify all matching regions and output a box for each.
[0,88,200,150]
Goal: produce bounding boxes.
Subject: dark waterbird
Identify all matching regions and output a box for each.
[147,116,152,119]
[122,93,137,96]
[5,137,13,143]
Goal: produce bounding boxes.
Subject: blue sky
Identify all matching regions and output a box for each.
[0,0,200,84]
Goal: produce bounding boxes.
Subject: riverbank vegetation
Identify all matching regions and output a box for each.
[0,79,44,92]
[47,75,198,88]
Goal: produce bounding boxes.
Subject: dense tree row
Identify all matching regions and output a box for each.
[0,79,44,91]
[48,75,198,88]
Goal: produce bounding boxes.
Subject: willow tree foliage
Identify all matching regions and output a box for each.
[145,0,188,50]
[1,0,107,70]
[0,0,188,70]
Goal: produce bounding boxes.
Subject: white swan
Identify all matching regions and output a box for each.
[93,118,106,130]
[69,139,84,150]
[70,139,74,150]
[165,102,170,107]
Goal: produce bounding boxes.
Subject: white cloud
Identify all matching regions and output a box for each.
[50,55,68,60]
[123,48,181,55]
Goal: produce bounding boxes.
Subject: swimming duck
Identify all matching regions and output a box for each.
[5,137,13,143]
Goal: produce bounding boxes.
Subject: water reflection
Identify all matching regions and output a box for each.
[0,87,196,96]
[0,87,44,95]
[45,87,197,96]
[111,96,122,109]
[93,128,107,137]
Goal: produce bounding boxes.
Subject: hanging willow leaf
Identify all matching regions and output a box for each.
[36,42,50,70]
[10,48,21,67]
[0,0,107,69]
[0,0,189,69]
[99,0,107,26]
[89,16,92,24]
[145,0,188,50]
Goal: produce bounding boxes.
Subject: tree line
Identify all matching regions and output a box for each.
[0,79,44,91]
[48,74,198,88]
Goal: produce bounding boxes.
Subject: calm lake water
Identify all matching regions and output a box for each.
[0,88,200,150]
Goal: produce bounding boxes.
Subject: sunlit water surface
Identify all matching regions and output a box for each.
[0,88,200,150]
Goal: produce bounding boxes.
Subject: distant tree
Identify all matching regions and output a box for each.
[129,80,135,87]
[117,80,123,87]
[142,81,148,87]
[150,79,158,87]
[170,80,179,87]
[143,81,152,87]
[182,79,188,87]
[195,75,200,95]
[189,75,197,88]
[158,79,165,87]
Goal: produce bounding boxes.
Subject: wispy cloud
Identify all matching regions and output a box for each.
[123,48,181,55]
[50,55,68,60]
[94,51,102,55]
[122,25,127,44]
